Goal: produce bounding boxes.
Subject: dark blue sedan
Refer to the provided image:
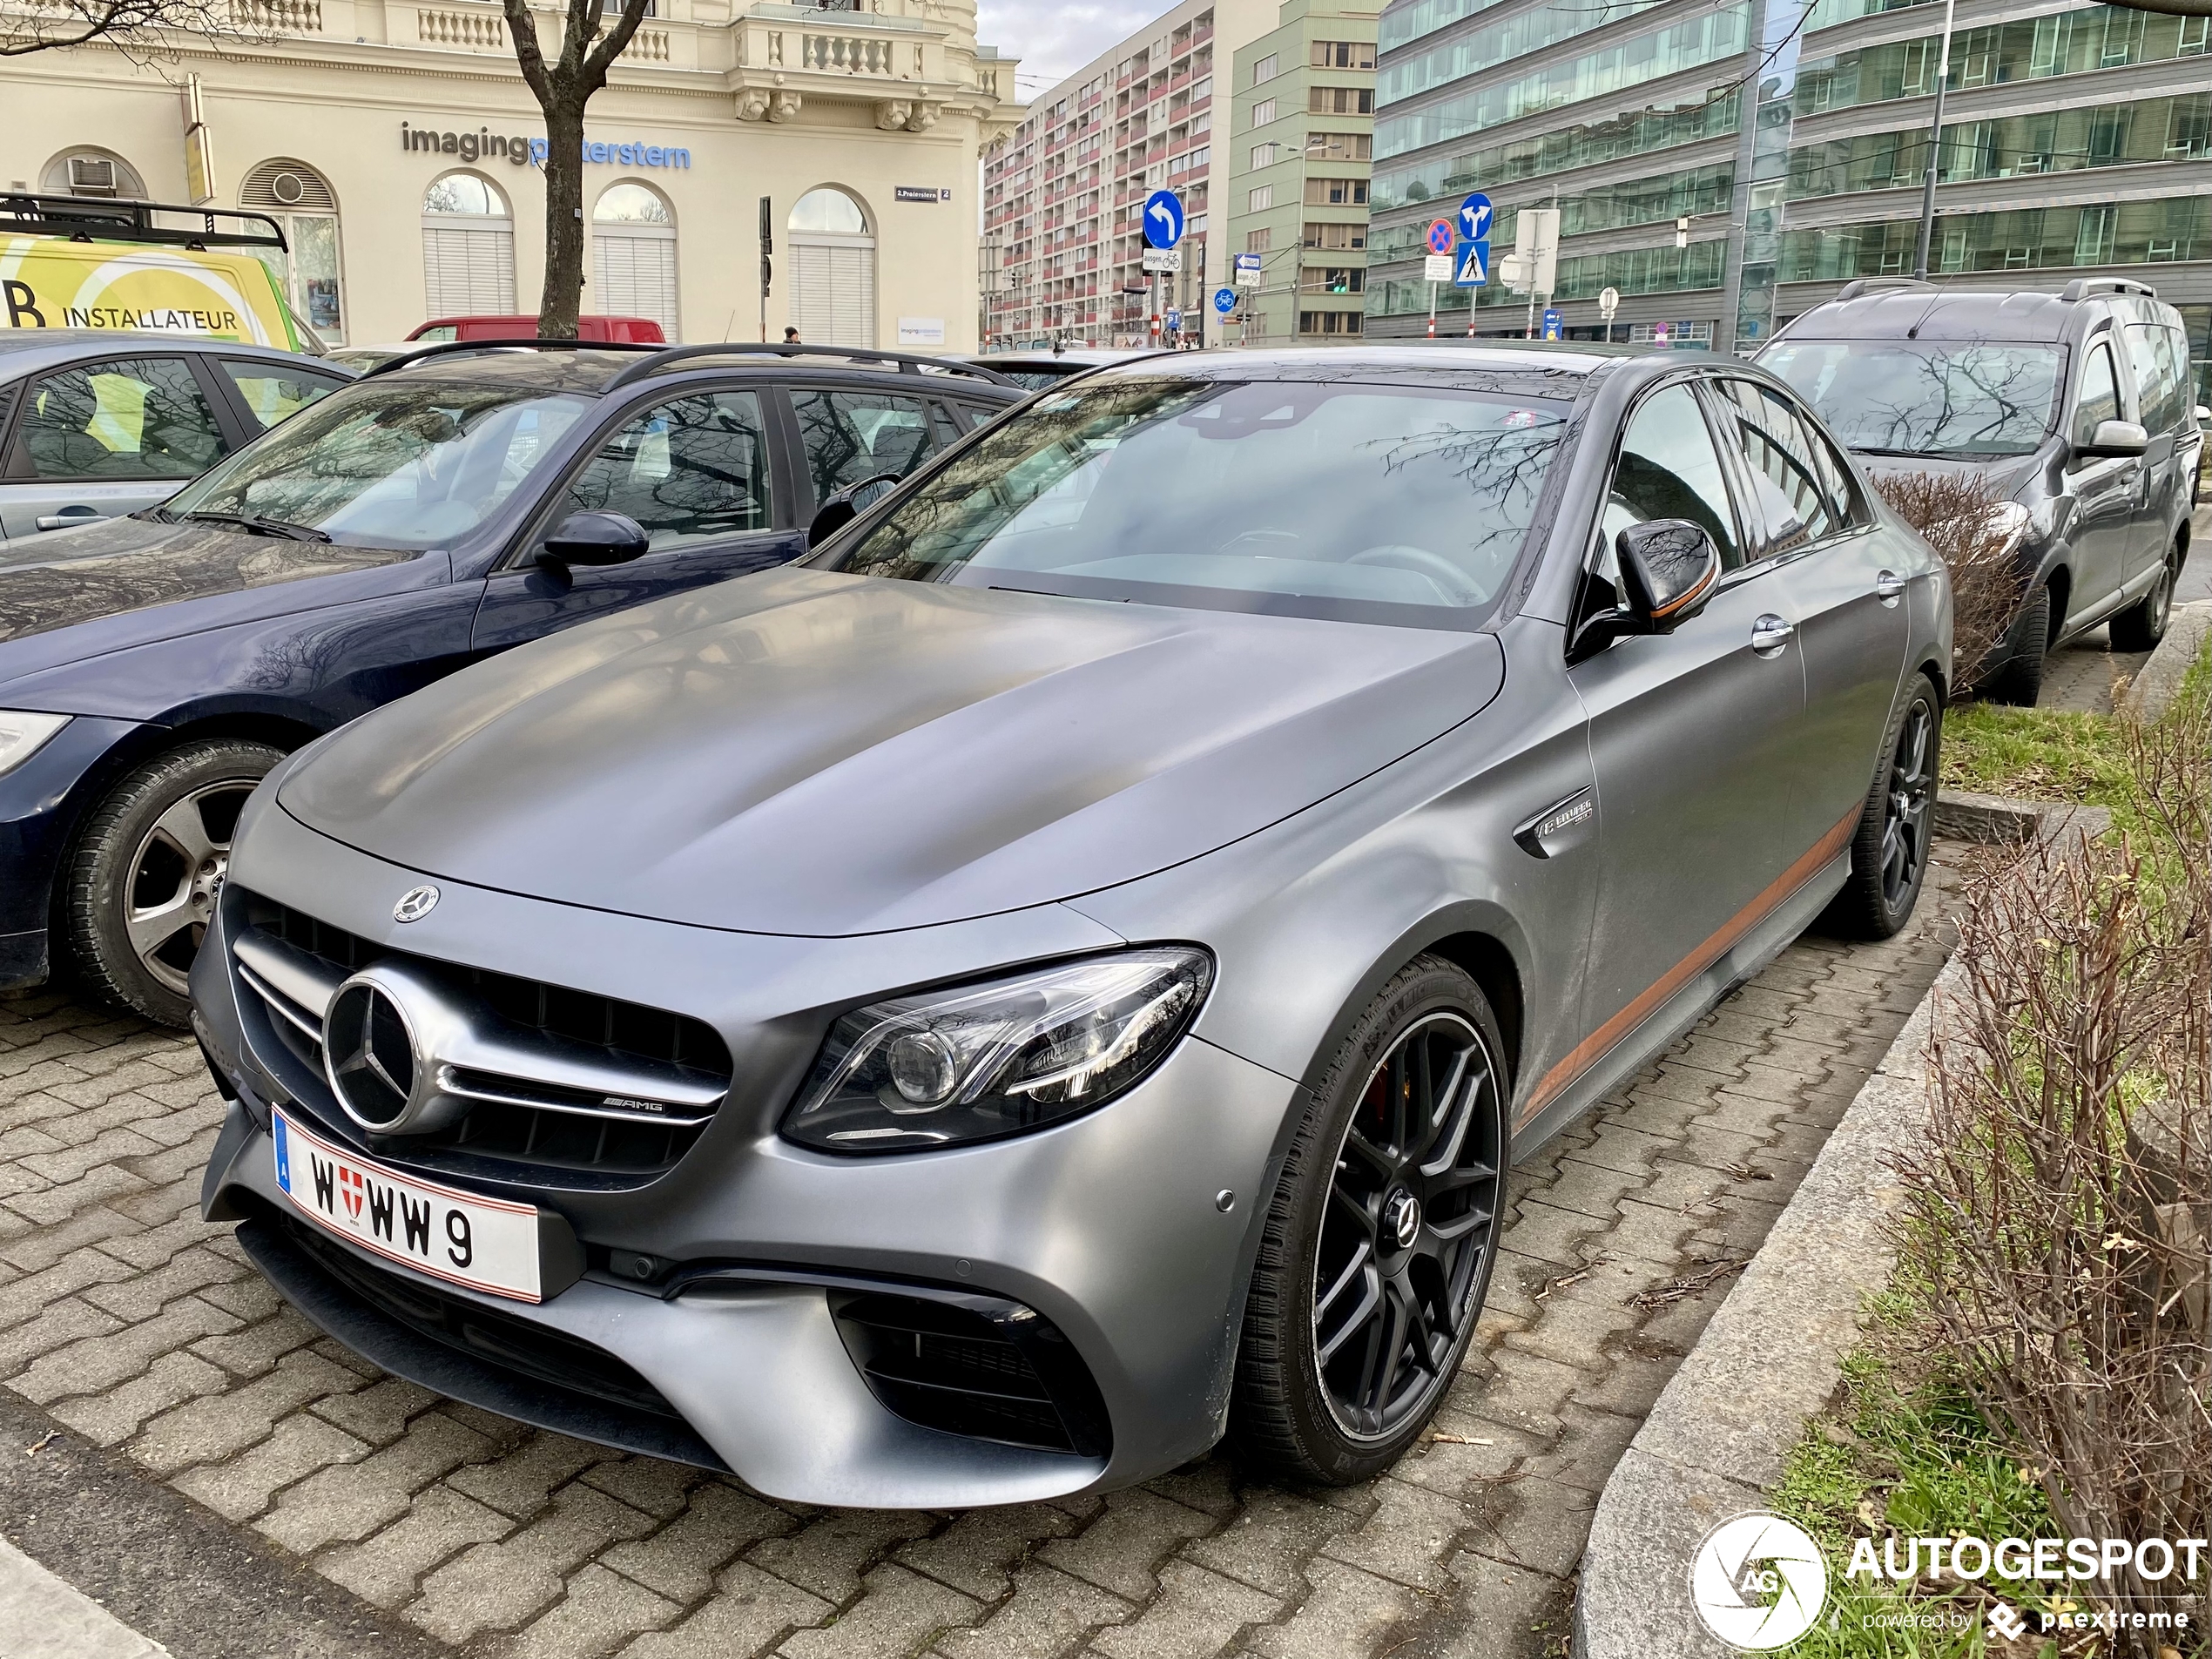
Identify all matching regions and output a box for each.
[0,341,1019,1022]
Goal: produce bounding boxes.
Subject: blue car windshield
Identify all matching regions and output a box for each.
[161,383,591,549]
[827,379,1571,624]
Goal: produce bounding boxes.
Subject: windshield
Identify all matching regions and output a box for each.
[826,378,1570,624]
[1761,341,2062,459]
[161,381,590,548]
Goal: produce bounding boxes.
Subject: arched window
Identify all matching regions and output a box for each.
[40,148,146,199]
[240,159,346,342]
[421,172,516,320]
[592,182,678,341]
[787,187,875,347]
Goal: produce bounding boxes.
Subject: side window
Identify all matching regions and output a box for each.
[792,388,939,504]
[1716,380,1842,555]
[2122,324,2184,435]
[2072,338,2123,446]
[1595,382,1743,576]
[564,389,772,551]
[219,361,347,432]
[17,357,227,481]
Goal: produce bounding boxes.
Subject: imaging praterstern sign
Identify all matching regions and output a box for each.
[401,122,694,171]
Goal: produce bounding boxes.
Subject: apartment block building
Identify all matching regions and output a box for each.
[981,0,1277,347]
[1224,0,1379,343]
[1362,0,2209,394]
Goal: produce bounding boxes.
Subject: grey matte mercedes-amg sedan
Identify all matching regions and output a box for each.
[193,344,1949,1507]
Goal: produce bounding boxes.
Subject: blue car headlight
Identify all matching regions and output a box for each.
[782,947,1213,1154]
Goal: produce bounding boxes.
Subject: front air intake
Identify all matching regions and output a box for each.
[829,1290,1110,1458]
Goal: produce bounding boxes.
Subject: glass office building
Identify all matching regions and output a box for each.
[1364,0,2211,395]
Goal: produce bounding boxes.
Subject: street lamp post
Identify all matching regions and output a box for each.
[1912,0,1956,280]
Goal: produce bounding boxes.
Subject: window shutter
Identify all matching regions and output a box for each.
[423,225,516,316]
[593,233,680,340]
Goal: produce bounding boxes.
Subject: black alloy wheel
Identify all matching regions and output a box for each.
[1878,697,1936,914]
[1313,1011,1502,1439]
[1231,956,1508,1485]
[1824,672,1941,941]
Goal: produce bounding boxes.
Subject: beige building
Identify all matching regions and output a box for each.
[0,0,1020,349]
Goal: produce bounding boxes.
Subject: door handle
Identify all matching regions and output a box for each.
[35,508,105,532]
[1874,570,1905,604]
[1751,614,1795,655]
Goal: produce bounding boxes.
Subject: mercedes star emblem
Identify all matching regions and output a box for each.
[392,885,441,923]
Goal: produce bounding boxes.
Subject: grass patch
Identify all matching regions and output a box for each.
[1766,1300,2067,1656]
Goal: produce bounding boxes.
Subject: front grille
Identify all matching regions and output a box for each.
[270,1205,684,1420]
[830,1291,1110,1458]
[231,890,732,1189]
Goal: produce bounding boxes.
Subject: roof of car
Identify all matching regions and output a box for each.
[0,330,329,362]
[1776,280,2180,347]
[1076,340,1676,390]
[968,348,1173,368]
[372,341,1024,396]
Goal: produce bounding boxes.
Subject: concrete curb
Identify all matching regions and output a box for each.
[1573,801,2110,1659]
[2117,600,2209,723]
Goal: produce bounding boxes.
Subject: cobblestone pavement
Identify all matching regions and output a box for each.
[0,851,1965,1659]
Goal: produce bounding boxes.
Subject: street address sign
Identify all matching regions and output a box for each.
[1425,219,1454,257]
[1143,189,1184,250]
[1457,192,1494,244]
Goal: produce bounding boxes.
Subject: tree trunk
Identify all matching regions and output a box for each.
[538,104,587,339]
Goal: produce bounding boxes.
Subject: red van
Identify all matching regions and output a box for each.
[407,315,666,343]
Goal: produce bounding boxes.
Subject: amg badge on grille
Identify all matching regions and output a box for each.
[393,885,441,923]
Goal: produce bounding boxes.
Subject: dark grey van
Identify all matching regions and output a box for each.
[1762,277,2202,704]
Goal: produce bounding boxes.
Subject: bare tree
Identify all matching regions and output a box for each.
[499,0,655,340]
[1,0,250,58]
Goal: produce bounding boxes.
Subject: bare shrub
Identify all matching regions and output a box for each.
[1872,470,2033,692]
[1894,698,2211,1653]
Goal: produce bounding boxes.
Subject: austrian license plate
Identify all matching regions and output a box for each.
[272,1108,544,1303]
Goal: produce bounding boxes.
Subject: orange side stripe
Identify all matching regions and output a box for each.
[1519,806,1860,1127]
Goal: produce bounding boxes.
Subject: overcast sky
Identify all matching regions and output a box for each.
[976,0,1163,98]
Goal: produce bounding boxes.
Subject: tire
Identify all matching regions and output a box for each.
[1981,583,2050,707]
[1230,955,1509,1486]
[2108,543,2178,652]
[1822,673,1941,941]
[64,739,283,1027]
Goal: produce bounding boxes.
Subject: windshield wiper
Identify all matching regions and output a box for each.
[183,510,332,543]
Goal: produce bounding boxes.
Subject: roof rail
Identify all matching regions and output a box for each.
[2060,276,2158,302]
[603,341,1019,393]
[0,191,287,251]
[358,337,663,381]
[1835,277,1935,301]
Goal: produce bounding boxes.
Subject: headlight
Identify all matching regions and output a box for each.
[0,711,69,779]
[782,947,1213,1154]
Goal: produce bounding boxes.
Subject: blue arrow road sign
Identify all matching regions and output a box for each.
[1143,190,1184,249]
[1454,240,1488,287]
[1425,219,1453,257]
[1214,287,1236,314]
[1458,192,1494,244]
[1541,307,1564,340]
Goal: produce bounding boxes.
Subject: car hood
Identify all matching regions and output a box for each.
[1851,447,2049,506]
[0,515,424,656]
[279,566,1506,936]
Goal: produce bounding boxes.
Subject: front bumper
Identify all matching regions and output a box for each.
[193,802,1300,1506]
[0,715,149,988]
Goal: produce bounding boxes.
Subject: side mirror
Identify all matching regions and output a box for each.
[2075,419,2148,460]
[806,472,902,550]
[538,510,649,569]
[2194,404,2209,428]
[1618,519,1722,630]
